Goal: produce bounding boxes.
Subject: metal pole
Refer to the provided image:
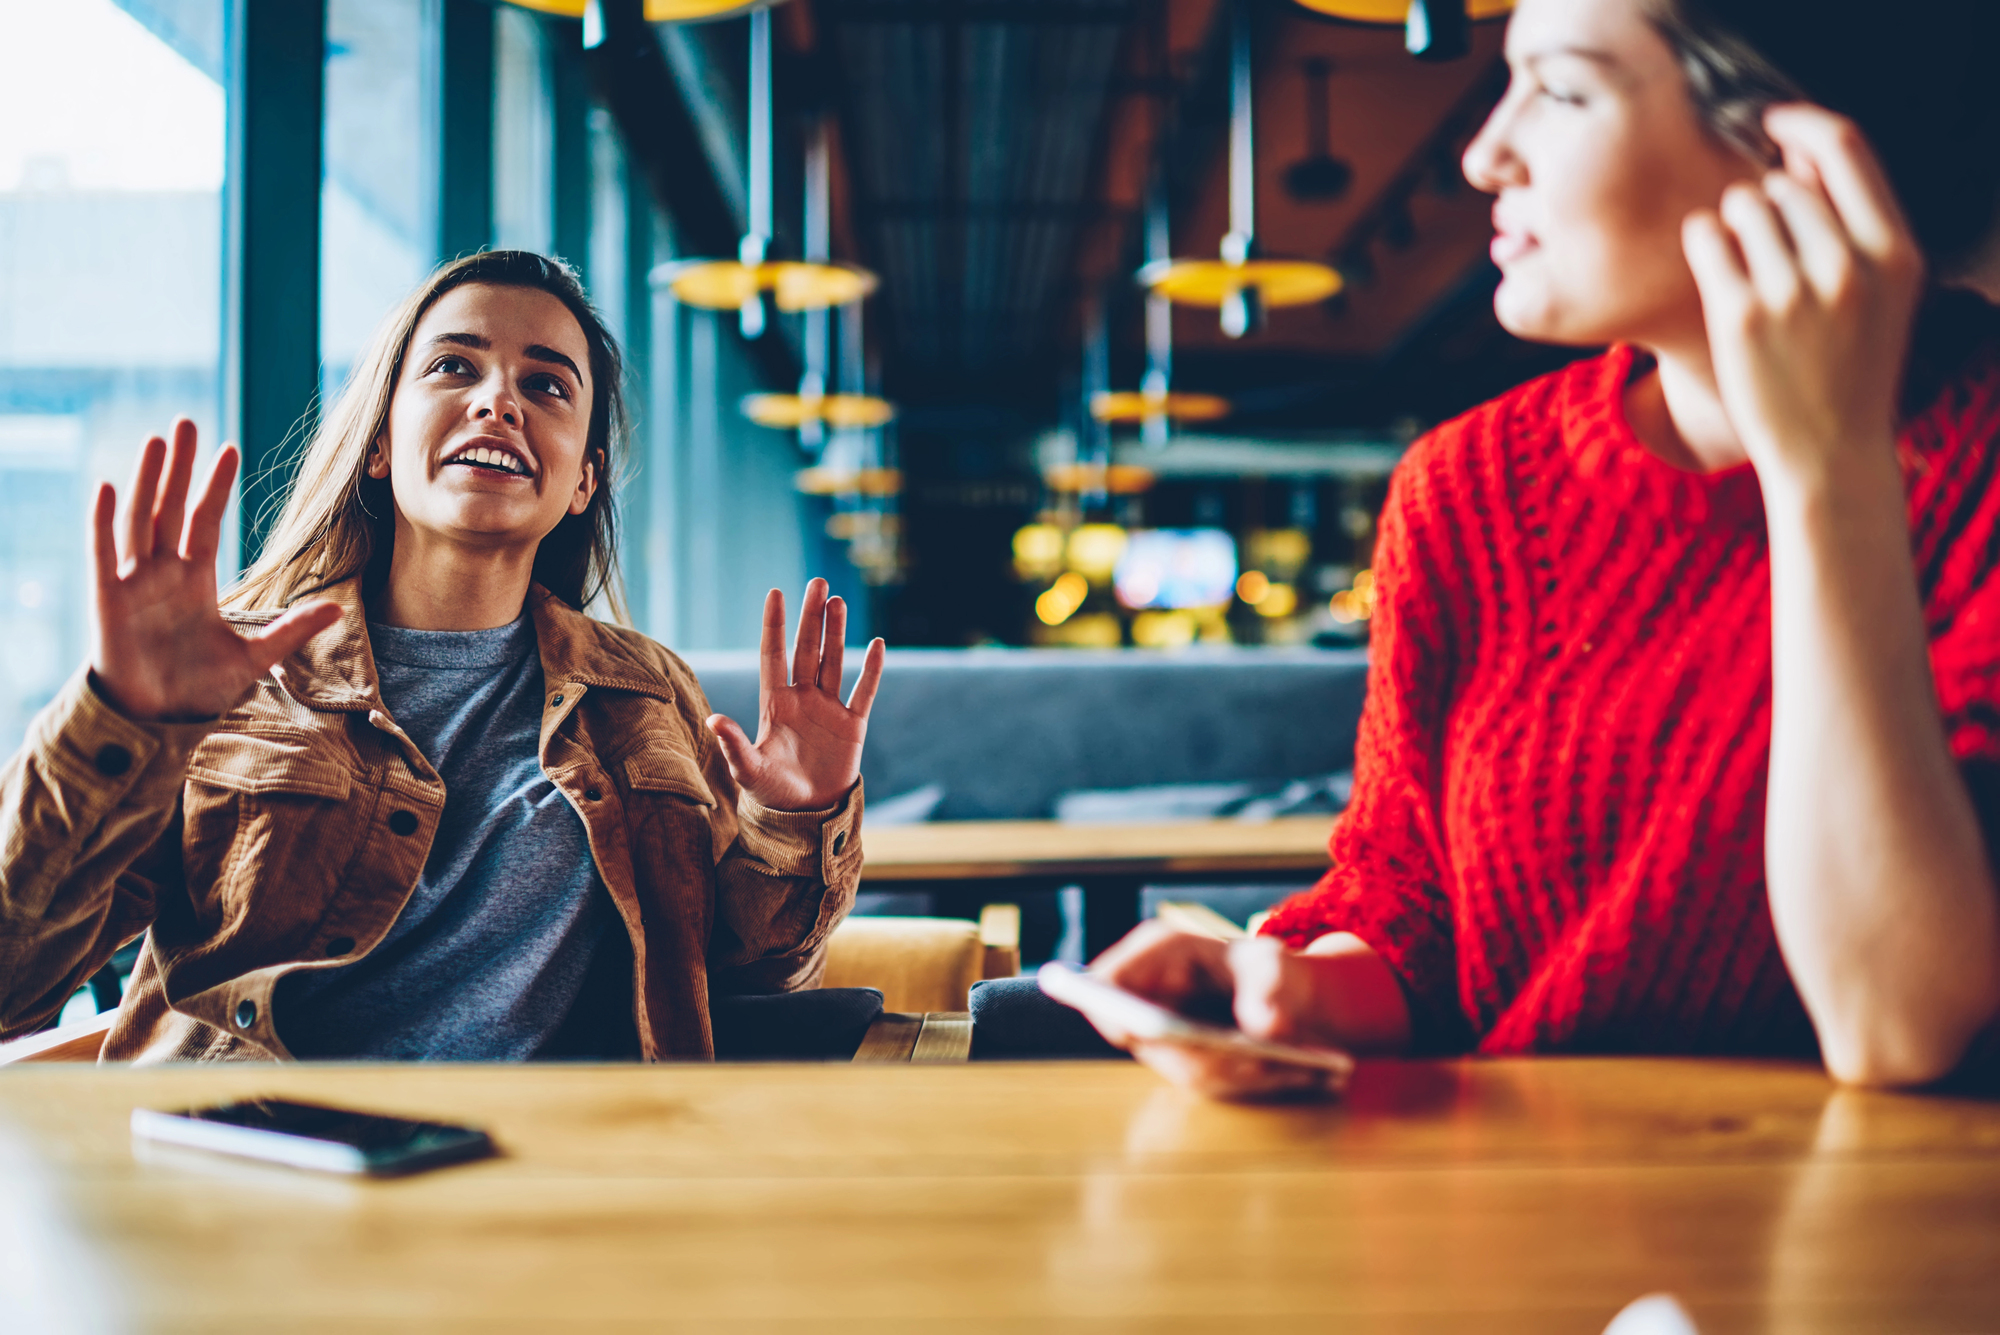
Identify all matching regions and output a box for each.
[739,5,772,337]
[224,0,326,566]
[1223,0,1253,262]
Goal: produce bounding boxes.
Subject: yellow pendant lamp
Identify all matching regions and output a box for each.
[744,393,897,431]
[742,121,895,442]
[507,0,786,26]
[1089,390,1231,425]
[1141,0,1341,337]
[652,7,878,337]
[1288,0,1513,61]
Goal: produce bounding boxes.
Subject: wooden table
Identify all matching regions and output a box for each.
[3,1058,1996,1332]
[862,816,1334,955]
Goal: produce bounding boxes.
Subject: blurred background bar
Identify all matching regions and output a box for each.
[3,1,1575,941]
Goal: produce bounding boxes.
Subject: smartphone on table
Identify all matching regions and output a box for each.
[131,1098,495,1176]
[1037,962,1357,1087]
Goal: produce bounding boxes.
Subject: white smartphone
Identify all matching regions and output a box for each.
[1037,962,1357,1083]
[131,1098,495,1177]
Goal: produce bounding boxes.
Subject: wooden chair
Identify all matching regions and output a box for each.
[819,903,1019,1014]
[832,904,1019,1063]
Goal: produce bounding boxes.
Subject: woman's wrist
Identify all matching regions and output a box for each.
[1752,433,1903,522]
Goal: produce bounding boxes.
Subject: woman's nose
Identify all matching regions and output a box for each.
[1461,94,1523,195]
[472,383,521,426]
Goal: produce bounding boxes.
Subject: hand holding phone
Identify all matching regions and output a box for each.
[1037,962,1355,1092]
[132,1099,495,1177]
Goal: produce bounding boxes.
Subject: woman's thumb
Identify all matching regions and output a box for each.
[1226,936,1298,1041]
[706,714,759,782]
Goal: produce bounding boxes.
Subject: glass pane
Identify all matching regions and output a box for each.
[322,0,438,398]
[0,0,224,756]
[493,5,552,255]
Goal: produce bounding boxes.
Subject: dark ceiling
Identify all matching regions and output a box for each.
[593,0,1572,432]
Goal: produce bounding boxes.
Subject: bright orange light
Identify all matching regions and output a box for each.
[1237,570,1271,604]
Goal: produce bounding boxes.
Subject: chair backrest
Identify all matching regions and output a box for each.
[822,905,1020,1012]
[684,646,1369,820]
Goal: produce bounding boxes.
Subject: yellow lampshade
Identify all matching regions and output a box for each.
[660,260,878,313]
[771,262,877,312]
[504,0,786,21]
[1138,258,1343,308]
[1288,0,1512,19]
[794,467,903,496]
[1041,463,1156,496]
[1089,391,1232,424]
[743,393,897,430]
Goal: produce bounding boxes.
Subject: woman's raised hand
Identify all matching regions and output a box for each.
[1682,105,1926,493]
[89,419,341,722]
[706,578,886,812]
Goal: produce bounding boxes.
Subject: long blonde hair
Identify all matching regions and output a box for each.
[227,251,628,620]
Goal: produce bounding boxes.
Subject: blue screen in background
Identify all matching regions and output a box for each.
[1114,529,1239,610]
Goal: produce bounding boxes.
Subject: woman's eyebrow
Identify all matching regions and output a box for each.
[525,344,585,385]
[1521,46,1624,74]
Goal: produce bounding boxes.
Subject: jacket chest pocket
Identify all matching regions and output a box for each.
[180,726,364,937]
[621,742,733,872]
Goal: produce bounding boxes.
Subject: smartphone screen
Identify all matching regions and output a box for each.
[1037,963,1356,1082]
[131,1098,495,1176]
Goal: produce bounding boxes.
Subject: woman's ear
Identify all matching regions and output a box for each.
[567,450,600,517]
[365,438,391,480]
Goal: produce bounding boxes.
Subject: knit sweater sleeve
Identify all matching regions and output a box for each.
[1258,431,1471,1053]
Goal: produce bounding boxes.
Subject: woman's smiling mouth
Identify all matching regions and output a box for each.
[442,442,533,477]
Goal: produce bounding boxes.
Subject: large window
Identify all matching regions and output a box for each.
[0,0,225,757]
[321,0,439,400]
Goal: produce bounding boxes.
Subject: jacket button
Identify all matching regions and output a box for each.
[94,744,132,776]
[325,936,356,958]
[551,693,564,707]
[585,787,602,802]
[389,810,419,836]
[234,999,257,1028]
[831,830,847,855]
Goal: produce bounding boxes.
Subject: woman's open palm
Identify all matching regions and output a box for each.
[707,579,885,812]
[90,419,340,722]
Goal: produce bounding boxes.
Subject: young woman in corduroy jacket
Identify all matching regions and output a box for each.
[0,252,884,1062]
[1076,0,2000,1095]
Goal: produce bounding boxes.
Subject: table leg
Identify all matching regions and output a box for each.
[1082,876,1143,962]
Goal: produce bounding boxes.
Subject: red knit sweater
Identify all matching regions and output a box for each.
[1263,333,2000,1058]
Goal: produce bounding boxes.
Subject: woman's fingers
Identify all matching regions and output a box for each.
[88,482,119,598]
[756,588,787,698]
[152,419,199,563]
[122,434,167,567]
[183,445,240,564]
[1129,1040,1329,1101]
[790,577,829,690]
[820,595,847,691]
[705,713,763,787]
[1760,170,1855,304]
[243,599,341,674]
[845,637,886,718]
[1682,209,1753,321]
[1719,180,1804,312]
[1763,104,1915,267]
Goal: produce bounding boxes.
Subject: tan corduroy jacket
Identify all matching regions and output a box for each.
[0,579,863,1063]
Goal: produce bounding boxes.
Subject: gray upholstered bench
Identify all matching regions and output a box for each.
[682,646,1369,959]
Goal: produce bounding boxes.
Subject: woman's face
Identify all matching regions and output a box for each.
[1462,0,1757,348]
[372,282,597,556]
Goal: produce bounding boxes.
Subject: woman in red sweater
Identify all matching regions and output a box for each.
[1080,0,2000,1094]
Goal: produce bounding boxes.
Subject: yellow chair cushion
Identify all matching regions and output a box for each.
[822,917,986,1014]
